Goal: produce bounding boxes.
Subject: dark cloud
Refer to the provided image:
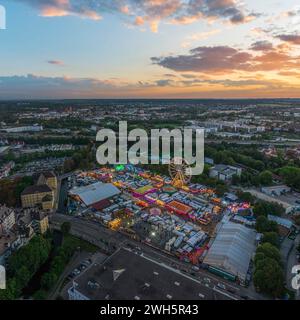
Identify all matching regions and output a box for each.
[0,74,118,99]
[276,34,300,45]
[286,8,300,17]
[151,44,300,74]
[250,41,273,51]
[181,0,260,24]
[47,60,64,65]
[179,78,283,89]
[13,0,258,30]
[0,73,298,99]
[155,79,173,87]
[151,46,252,73]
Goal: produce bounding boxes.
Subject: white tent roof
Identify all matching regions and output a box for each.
[70,182,120,206]
[203,222,256,281]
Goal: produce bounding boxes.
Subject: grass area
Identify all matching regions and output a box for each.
[63,234,99,253]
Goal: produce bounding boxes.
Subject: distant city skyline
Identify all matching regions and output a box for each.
[0,0,300,99]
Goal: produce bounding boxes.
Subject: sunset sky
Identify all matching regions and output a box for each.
[0,0,300,99]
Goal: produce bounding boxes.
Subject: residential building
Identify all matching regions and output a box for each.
[36,171,58,192]
[21,185,54,210]
[21,171,58,210]
[0,205,16,234]
[31,211,49,234]
[0,161,15,179]
[0,232,22,265]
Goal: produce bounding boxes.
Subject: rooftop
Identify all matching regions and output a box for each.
[31,211,48,221]
[268,214,293,229]
[69,182,120,207]
[0,205,14,221]
[69,248,229,300]
[21,184,52,196]
[203,222,256,281]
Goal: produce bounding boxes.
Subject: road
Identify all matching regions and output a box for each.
[50,213,266,300]
[57,177,68,214]
[50,251,106,300]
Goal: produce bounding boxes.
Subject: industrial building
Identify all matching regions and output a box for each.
[1,125,43,133]
[203,222,256,285]
[67,248,229,300]
[261,185,291,197]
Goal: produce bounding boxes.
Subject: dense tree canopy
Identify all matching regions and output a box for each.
[253,257,285,298]
[253,201,284,217]
[278,166,300,190]
[0,236,51,300]
[255,216,278,234]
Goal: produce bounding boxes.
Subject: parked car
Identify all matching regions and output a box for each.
[217,283,226,290]
[73,269,80,275]
[79,264,87,271]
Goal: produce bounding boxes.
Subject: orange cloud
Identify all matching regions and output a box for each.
[40,6,69,17]
[40,6,101,20]
[134,16,145,26]
[21,0,259,32]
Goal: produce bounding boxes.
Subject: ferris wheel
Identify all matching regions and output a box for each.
[168,157,192,188]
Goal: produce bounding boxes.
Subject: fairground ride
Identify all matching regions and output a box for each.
[168,157,192,188]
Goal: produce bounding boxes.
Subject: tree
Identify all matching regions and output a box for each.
[256,216,278,233]
[6,236,52,298]
[256,243,281,264]
[253,201,284,217]
[231,174,241,185]
[0,176,33,207]
[41,272,58,290]
[215,184,229,197]
[258,170,273,186]
[61,222,71,235]
[33,290,48,300]
[253,257,285,298]
[254,252,266,267]
[278,166,300,189]
[15,266,31,289]
[0,278,19,300]
[63,158,76,173]
[236,190,255,204]
[262,232,280,248]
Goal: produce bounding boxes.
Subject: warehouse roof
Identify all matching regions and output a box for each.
[67,248,231,300]
[203,222,256,281]
[69,182,120,206]
[268,214,293,229]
